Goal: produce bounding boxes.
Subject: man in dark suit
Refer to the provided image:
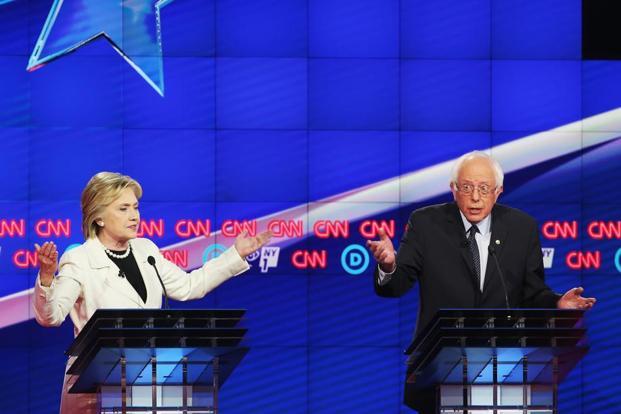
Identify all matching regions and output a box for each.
[367,151,596,413]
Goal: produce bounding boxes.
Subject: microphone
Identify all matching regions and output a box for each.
[488,245,510,310]
[148,256,169,310]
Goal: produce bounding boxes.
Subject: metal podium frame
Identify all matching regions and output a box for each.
[405,309,588,414]
[66,309,249,414]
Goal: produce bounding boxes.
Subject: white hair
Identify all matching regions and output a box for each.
[450,151,504,188]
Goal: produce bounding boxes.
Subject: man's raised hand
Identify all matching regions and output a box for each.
[366,228,396,273]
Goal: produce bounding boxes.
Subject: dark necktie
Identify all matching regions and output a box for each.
[468,225,481,290]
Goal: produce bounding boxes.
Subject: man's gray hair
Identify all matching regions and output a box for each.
[450,151,504,188]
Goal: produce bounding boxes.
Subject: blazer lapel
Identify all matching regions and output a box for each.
[131,241,161,308]
[444,203,480,291]
[482,206,508,294]
[84,238,146,308]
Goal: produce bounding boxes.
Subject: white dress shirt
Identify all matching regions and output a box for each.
[460,211,491,291]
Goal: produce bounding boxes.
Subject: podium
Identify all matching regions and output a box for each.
[65,309,249,414]
[405,309,588,414]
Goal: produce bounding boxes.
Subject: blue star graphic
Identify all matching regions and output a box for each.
[28,0,175,96]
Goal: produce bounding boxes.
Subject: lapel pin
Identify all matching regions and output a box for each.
[495,240,501,245]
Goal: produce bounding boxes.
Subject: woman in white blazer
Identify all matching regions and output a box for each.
[33,172,271,414]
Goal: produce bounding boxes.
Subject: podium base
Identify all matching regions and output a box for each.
[99,385,215,414]
[438,384,554,414]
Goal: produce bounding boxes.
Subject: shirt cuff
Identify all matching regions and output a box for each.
[377,264,396,286]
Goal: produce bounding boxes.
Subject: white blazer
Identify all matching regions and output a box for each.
[32,237,249,414]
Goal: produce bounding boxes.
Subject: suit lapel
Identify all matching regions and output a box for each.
[131,240,160,308]
[84,238,146,308]
[444,203,480,291]
[482,206,508,294]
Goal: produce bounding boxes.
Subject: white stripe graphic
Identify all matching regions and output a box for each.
[1,108,620,329]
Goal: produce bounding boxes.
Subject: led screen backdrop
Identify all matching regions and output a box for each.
[0,0,620,412]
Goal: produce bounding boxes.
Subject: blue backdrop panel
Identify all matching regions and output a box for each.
[308,274,399,347]
[493,131,583,204]
[0,272,29,298]
[0,0,29,55]
[492,61,582,132]
[308,58,399,130]
[309,0,398,58]
[28,335,73,414]
[0,347,29,413]
[582,61,621,118]
[582,345,621,412]
[309,130,399,201]
[0,57,31,127]
[401,60,491,131]
[217,0,307,58]
[219,346,308,414]
[400,131,491,173]
[29,128,123,200]
[30,55,124,128]
[581,139,621,203]
[123,58,216,129]
[0,129,29,200]
[400,0,490,59]
[160,0,215,57]
[309,347,401,413]
[216,58,307,129]
[217,274,308,346]
[491,0,581,59]
[124,129,216,202]
[215,130,308,202]
[557,361,583,414]
[582,277,621,347]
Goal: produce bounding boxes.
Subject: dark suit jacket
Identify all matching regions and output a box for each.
[374,202,560,411]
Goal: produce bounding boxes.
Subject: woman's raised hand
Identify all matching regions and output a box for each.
[234,230,272,259]
[35,241,59,287]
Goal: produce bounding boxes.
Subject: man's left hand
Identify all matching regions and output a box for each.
[557,287,596,310]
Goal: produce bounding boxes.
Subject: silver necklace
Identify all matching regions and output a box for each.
[105,243,131,259]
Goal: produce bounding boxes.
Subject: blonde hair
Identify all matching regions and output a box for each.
[81,172,143,239]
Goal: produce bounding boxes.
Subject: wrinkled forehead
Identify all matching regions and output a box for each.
[457,158,496,184]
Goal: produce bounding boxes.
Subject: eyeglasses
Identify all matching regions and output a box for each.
[454,183,496,196]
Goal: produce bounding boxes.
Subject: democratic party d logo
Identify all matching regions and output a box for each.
[341,244,370,275]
